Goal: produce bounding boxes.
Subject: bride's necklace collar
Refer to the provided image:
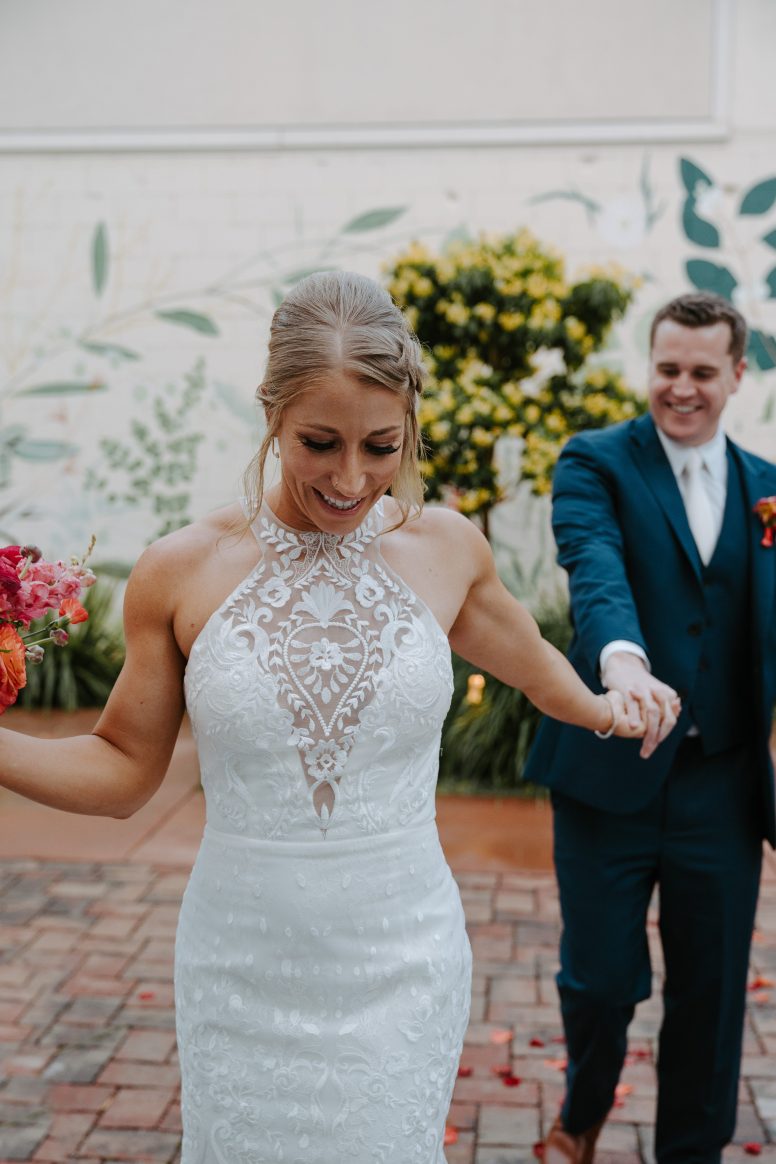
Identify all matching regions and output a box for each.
[259,495,382,546]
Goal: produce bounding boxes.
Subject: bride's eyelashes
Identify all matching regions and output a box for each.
[297,435,401,456]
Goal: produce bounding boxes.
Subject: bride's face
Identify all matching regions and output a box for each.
[270,372,407,534]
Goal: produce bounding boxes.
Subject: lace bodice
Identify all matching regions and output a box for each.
[184,498,453,840]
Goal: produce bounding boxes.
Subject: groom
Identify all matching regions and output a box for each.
[524,292,776,1163]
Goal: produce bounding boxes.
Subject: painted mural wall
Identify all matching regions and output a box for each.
[1,1,774,593]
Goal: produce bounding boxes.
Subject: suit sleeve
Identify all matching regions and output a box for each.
[552,434,648,675]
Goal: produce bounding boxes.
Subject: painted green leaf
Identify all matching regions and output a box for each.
[214,382,257,426]
[768,266,776,299]
[13,439,79,461]
[155,309,219,335]
[748,329,776,371]
[80,340,140,361]
[762,390,775,423]
[685,259,737,300]
[739,177,776,215]
[679,158,713,196]
[341,207,407,234]
[528,190,601,213]
[0,424,26,446]
[763,228,776,250]
[682,199,720,248]
[92,222,108,296]
[17,380,107,396]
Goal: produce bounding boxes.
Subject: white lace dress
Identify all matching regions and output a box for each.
[176,499,472,1163]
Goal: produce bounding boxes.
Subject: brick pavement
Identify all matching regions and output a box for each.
[1,852,776,1163]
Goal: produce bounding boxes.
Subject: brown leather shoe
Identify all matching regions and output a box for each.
[543,1115,605,1163]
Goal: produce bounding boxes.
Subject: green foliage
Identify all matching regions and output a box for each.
[84,359,207,542]
[385,231,643,535]
[438,599,572,794]
[16,583,125,712]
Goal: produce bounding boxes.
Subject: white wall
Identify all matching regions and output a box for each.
[0,0,773,586]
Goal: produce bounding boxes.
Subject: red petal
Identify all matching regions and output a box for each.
[529,1036,545,1047]
[749,977,775,990]
[533,1143,545,1160]
[457,1065,473,1078]
[744,1144,762,1156]
[444,1126,459,1146]
[502,1074,522,1087]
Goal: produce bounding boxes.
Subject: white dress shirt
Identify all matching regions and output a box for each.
[599,426,728,678]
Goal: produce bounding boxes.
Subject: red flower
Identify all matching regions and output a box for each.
[59,598,89,625]
[0,546,22,600]
[753,496,776,547]
[0,624,27,713]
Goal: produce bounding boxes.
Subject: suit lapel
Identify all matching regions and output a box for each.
[628,416,703,579]
[731,442,776,652]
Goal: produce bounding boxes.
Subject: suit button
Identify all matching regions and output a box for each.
[687,622,703,636]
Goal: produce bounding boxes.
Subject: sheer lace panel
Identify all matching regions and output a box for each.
[252,499,422,832]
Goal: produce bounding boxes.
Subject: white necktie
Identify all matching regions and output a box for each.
[682,448,717,565]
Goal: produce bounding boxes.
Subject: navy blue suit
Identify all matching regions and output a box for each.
[524,414,776,1162]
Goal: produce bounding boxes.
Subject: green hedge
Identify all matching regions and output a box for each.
[17,583,126,712]
[439,600,572,794]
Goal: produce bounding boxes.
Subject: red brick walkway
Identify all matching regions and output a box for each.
[1,714,775,1162]
[1,855,776,1163]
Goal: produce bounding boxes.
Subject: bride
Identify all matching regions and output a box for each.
[0,271,664,1162]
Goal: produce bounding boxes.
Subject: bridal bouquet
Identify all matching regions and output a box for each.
[0,539,96,713]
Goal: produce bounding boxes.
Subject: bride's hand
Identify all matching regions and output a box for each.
[596,690,642,739]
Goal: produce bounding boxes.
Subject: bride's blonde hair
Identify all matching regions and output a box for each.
[243,270,426,525]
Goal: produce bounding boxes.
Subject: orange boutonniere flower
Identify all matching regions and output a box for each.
[754,496,776,547]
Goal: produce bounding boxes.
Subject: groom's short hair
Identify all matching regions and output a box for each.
[650,292,748,364]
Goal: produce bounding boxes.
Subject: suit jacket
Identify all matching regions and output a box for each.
[523,414,776,845]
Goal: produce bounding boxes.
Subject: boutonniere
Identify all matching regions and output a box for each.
[753,496,776,547]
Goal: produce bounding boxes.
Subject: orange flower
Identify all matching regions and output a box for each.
[754,496,776,547]
[59,598,89,624]
[0,624,27,713]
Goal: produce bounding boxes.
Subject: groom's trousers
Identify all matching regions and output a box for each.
[552,737,762,1164]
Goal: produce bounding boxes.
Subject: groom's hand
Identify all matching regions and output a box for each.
[601,652,681,760]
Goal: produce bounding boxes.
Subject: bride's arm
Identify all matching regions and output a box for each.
[0,538,187,818]
[445,516,677,755]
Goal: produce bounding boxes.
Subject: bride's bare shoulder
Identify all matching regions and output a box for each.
[395,502,488,554]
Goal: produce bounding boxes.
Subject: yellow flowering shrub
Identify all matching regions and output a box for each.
[385,231,645,536]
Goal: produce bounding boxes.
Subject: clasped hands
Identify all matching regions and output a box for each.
[599,652,682,759]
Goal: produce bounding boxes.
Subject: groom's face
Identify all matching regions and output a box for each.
[647,319,746,447]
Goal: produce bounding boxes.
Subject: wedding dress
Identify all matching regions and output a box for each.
[175,498,472,1163]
